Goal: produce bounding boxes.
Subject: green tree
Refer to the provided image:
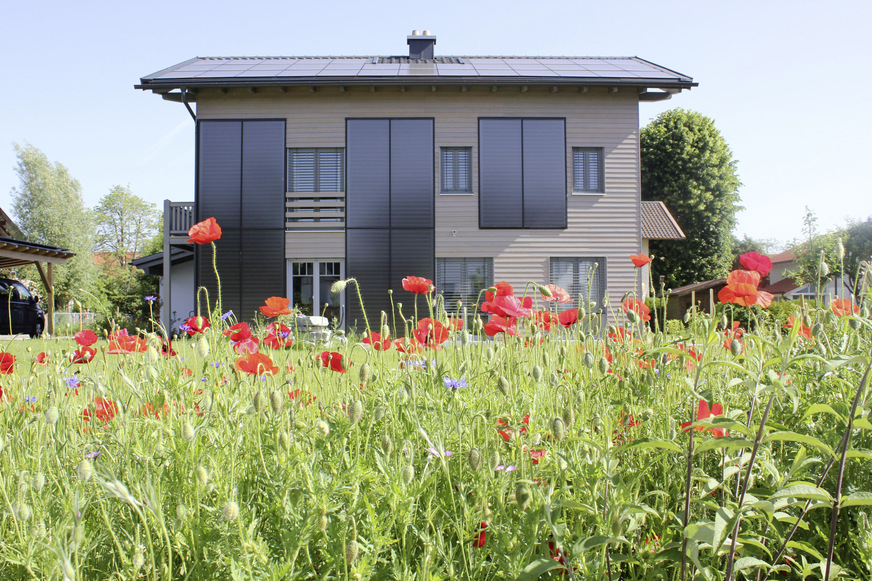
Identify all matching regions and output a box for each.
[94,186,159,264]
[843,217,872,294]
[787,208,843,293]
[10,142,98,309]
[641,109,742,289]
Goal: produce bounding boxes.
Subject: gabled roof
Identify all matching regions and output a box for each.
[132,248,193,277]
[670,278,726,297]
[762,277,800,295]
[137,55,695,96]
[769,251,797,264]
[641,201,685,240]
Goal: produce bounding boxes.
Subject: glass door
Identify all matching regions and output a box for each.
[288,261,344,327]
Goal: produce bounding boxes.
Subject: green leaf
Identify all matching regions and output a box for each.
[695,436,754,453]
[801,404,846,423]
[734,556,770,572]
[614,437,683,454]
[840,492,872,508]
[712,507,734,555]
[573,535,626,553]
[517,558,567,580]
[763,432,834,456]
[786,540,824,561]
[770,484,832,503]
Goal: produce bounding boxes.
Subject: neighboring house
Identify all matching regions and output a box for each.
[762,251,851,302]
[136,32,695,331]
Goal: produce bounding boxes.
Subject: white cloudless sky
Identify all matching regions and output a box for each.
[1,0,869,247]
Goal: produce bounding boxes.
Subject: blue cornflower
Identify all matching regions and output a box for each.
[443,377,468,391]
[179,324,192,333]
[67,377,80,389]
[220,310,234,321]
[24,395,36,404]
[144,295,158,303]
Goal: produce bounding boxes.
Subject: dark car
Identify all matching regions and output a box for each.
[0,278,45,337]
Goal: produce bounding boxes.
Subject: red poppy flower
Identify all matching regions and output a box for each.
[363,331,392,351]
[486,281,515,300]
[34,352,48,365]
[557,308,579,328]
[528,448,547,465]
[533,310,558,331]
[784,316,812,340]
[187,217,222,244]
[481,294,533,319]
[831,298,859,317]
[224,322,259,353]
[161,340,177,357]
[234,352,279,376]
[621,298,651,322]
[608,327,633,343]
[319,351,349,373]
[447,317,464,331]
[727,269,761,287]
[183,316,210,336]
[259,296,292,317]
[756,290,774,308]
[630,254,652,267]
[74,330,98,347]
[472,522,488,548]
[288,389,316,405]
[393,337,423,353]
[141,402,170,419]
[541,284,571,303]
[0,353,15,375]
[681,400,726,437]
[739,251,772,277]
[496,414,530,441]
[263,323,293,349]
[107,329,148,354]
[414,318,449,349]
[71,346,96,364]
[83,397,118,425]
[484,315,518,337]
[402,276,433,294]
[718,283,760,307]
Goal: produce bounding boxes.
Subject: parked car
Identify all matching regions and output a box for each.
[0,278,45,337]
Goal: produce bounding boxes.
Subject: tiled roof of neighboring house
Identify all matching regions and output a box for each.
[641,201,685,240]
[138,55,695,95]
[762,277,800,295]
[769,251,797,264]
[670,278,726,297]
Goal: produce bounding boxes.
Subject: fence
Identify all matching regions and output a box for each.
[53,312,97,335]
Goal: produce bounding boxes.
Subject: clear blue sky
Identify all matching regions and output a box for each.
[2,0,869,247]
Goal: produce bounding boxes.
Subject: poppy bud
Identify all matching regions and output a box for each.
[562,407,574,428]
[578,307,586,321]
[551,417,566,442]
[683,310,692,324]
[584,352,594,369]
[359,363,372,385]
[467,448,483,472]
[837,238,845,261]
[318,508,329,532]
[147,365,159,382]
[542,352,550,367]
[850,318,861,330]
[345,540,359,565]
[77,460,93,482]
[132,549,145,570]
[461,330,471,345]
[812,322,823,337]
[147,346,160,363]
[538,284,553,298]
[222,501,239,521]
[473,317,484,331]
[45,406,59,426]
[253,391,265,413]
[819,261,829,278]
[402,464,415,485]
[32,472,45,491]
[316,420,330,436]
[515,483,532,510]
[497,376,511,396]
[330,279,349,294]
[182,422,195,443]
[627,310,638,324]
[176,504,187,521]
[486,346,495,360]
[803,314,812,328]
[531,365,543,382]
[720,315,729,330]
[279,431,291,451]
[559,345,567,359]
[269,390,283,415]
[489,450,501,471]
[576,389,585,407]
[487,286,497,294]
[196,336,210,358]
[349,400,364,425]
[381,434,393,455]
[730,339,742,357]
[12,502,32,522]
[598,357,609,374]
[558,456,569,471]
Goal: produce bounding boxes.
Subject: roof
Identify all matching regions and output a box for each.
[762,277,800,295]
[132,248,194,276]
[0,208,24,239]
[641,201,685,240]
[769,251,797,264]
[670,278,726,297]
[137,55,695,94]
[0,237,75,269]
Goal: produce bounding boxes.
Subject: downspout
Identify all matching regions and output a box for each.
[181,88,196,122]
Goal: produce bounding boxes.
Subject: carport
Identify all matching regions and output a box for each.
[0,237,75,335]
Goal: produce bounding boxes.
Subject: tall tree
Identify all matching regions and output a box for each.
[94,185,159,264]
[843,217,872,294]
[641,109,742,289]
[787,207,844,292]
[10,143,98,308]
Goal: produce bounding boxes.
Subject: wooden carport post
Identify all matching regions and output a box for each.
[34,262,55,335]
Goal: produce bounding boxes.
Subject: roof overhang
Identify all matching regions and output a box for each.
[0,237,75,269]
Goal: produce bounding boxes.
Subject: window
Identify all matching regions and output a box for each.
[440,147,472,193]
[288,260,344,323]
[287,148,345,192]
[572,148,604,193]
[436,258,493,316]
[549,257,606,311]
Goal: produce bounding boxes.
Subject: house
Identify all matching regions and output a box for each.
[762,250,851,302]
[136,32,694,331]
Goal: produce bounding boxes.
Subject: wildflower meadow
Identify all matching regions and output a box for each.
[2,220,872,580]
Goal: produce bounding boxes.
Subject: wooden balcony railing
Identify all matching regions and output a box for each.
[285,192,345,231]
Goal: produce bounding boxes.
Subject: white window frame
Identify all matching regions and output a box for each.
[287,260,345,327]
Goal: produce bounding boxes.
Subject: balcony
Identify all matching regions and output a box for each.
[285,192,345,232]
[165,201,195,242]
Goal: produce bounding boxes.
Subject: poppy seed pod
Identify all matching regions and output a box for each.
[44,406,59,426]
[515,483,532,510]
[497,376,511,396]
[467,448,483,472]
[359,363,372,385]
[182,422,195,443]
[196,465,209,486]
[77,460,93,482]
[402,464,415,485]
[269,390,283,415]
[551,417,567,442]
[349,400,364,425]
[531,365,543,382]
[222,501,239,521]
[196,336,210,358]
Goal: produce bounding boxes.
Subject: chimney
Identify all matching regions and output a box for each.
[407,30,436,60]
